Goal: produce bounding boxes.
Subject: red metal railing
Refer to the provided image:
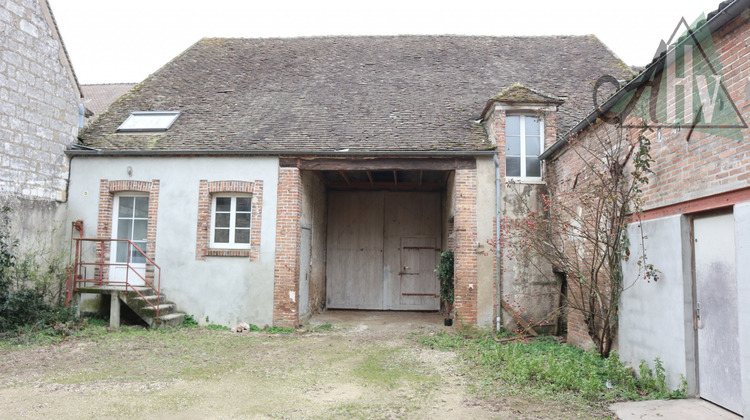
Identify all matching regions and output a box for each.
[66,238,162,322]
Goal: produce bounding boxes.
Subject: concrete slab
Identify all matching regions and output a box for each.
[611,399,741,419]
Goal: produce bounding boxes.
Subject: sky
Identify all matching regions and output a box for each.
[47,0,718,85]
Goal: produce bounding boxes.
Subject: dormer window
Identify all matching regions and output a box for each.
[506,114,543,179]
[117,111,180,132]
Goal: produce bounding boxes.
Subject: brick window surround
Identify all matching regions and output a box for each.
[97,180,160,279]
[196,180,263,260]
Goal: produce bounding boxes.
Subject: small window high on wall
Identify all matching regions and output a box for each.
[506,115,543,180]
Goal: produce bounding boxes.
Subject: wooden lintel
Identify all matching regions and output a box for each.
[339,171,351,184]
[327,182,443,191]
[393,170,398,185]
[366,171,374,185]
[280,157,476,170]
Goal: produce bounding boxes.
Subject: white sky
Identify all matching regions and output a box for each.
[47,0,717,84]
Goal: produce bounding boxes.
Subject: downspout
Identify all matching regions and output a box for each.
[494,153,503,331]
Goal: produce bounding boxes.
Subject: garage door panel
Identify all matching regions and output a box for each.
[326,192,384,309]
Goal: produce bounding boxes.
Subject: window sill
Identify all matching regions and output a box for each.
[505,178,546,185]
[205,249,251,257]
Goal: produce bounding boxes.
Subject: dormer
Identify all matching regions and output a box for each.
[481,83,564,181]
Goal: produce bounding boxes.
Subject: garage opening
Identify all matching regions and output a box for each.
[324,169,448,311]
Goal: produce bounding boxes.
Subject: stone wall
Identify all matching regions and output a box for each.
[1,0,79,202]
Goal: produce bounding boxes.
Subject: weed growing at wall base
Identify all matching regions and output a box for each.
[419,331,687,405]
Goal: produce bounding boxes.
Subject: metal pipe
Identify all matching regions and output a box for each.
[494,153,503,331]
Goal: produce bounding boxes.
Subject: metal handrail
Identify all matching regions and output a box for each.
[66,238,162,323]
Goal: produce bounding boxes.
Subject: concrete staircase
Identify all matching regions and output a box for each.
[119,287,186,328]
[76,285,186,328]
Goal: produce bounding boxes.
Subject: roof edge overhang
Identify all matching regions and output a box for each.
[539,0,750,161]
[65,149,498,157]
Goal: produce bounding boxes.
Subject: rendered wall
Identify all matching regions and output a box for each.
[501,182,558,333]
[475,156,497,328]
[619,215,695,392]
[735,202,750,416]
[67,156,279,327]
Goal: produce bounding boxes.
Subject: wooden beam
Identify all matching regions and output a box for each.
[279,157,476,170]
[327,182,444,191]
[339,171,350,184]
[366,171,374,185]
[393,170,398,185]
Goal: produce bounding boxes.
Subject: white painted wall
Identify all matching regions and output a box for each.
[476,156,497,328]
[619,215,695,392]
[67,156,279,327]
[735,202,750,416]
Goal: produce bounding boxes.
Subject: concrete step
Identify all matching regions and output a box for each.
[158,312,186,328]
[139,303,176,316]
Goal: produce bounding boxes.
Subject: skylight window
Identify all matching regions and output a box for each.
[117,111,181,132]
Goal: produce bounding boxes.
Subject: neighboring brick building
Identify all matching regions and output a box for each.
[67,35,631,330]
[0,0,82,246]
[542,0,750,415]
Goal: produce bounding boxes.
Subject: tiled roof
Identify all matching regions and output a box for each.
[79,35,633,153]
[81,83,136,122]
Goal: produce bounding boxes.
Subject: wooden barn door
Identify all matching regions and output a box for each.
[326,192,385,309]
[326,191,440,311]
[694,213,742,415]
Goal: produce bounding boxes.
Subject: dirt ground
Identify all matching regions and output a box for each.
[0,311,610,419]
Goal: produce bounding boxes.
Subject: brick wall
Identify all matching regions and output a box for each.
[273,167,302,326]
[195,180,263,260]
[453,168,478,324]
[0,0,79,202]
[548,10,750,350]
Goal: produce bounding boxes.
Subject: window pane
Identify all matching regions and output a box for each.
[214,228,229,243]
[133,220,148,241]
[216,197,231,212]
[236,197,252,212]
[117,219,132,240]
[134,197,149,218]
[116,241,128,263]
[506,116,520,135]
[525,117,541,135]
[506,157,521,177]
[526,157,541,177]
[215,213,230,228]
[118,197,134,218]
[525,136,541,156]
[506,136,520,155]
[131,242,147,264]
[235,212,251,228]
[235,229,250,244]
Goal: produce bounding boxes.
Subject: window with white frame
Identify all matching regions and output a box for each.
[210,195,252,248]
[506,115,543,179]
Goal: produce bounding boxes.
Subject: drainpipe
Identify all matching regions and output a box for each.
[494,153,503,331]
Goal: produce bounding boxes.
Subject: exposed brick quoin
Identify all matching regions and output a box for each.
[95,179,159,282]
[273,168,303,327]
[547,10,750,350]
[453,168,479,325]
[195,180,263,260]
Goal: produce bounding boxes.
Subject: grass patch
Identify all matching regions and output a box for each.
[419,331,686,404]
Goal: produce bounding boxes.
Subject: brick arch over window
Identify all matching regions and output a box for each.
[96,180,161,277]
[196,180,263,261]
